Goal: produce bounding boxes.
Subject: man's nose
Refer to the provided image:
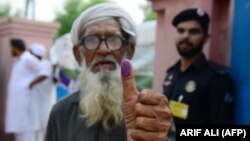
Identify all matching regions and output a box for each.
[96,41,111,55]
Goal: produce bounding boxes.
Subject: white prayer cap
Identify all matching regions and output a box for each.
[29,43,46,58]
[70,2,137,46]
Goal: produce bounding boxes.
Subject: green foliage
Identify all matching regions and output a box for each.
[140,2,156,22]
[14,9,22,17]
[135,75,153,89]
[61,67,80,80]
[0,3,22,18]
[144,11,157,21]
[0,4,11,17]
[54,0,111,37]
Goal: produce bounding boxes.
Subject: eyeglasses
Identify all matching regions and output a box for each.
[79,35,128,51]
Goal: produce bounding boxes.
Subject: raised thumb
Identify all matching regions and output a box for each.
[121,59,139,131]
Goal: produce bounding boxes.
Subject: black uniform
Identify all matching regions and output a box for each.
[163,53,235,125]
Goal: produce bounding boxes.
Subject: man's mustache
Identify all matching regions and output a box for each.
[178,40,193,47]
[90,56,117,68]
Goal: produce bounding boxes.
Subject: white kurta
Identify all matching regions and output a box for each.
[5,51,41,133]
[31,59,55,130]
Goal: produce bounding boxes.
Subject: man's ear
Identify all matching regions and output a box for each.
[127,44,135,60]
[73,45,82,65]
[204,33,210,43]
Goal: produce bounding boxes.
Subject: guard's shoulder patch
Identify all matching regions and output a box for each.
[167,65,175,73]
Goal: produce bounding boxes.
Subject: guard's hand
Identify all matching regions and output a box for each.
[121,59,172,141]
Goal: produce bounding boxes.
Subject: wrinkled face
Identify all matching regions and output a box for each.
[74,19,133,129]
[74,18,134,73]
[175,20,208,57]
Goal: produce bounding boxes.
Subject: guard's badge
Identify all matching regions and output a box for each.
[168,74,173,80]
[197,8,205,16]
[185,80,196,93]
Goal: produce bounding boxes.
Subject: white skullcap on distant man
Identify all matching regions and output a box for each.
[29,43,46,58]
[70,2,137,46]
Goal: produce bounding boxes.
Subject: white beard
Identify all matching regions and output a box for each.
[78,57,123,131]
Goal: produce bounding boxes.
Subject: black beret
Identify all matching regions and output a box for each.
[172,8,210,33]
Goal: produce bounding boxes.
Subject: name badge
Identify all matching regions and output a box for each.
[169,100,189,120]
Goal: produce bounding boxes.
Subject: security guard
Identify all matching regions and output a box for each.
[163,8,235,125]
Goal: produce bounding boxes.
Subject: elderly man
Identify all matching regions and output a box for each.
[45,2,172,141]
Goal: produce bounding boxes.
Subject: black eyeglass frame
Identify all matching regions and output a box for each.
[79,35,129,51]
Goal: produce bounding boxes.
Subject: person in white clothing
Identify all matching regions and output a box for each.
[29,43,56,141]
[5,38,45,141]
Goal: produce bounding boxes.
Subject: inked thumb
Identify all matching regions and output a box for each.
[121,59,138,101]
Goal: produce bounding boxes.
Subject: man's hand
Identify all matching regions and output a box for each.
[121,59,172,141]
